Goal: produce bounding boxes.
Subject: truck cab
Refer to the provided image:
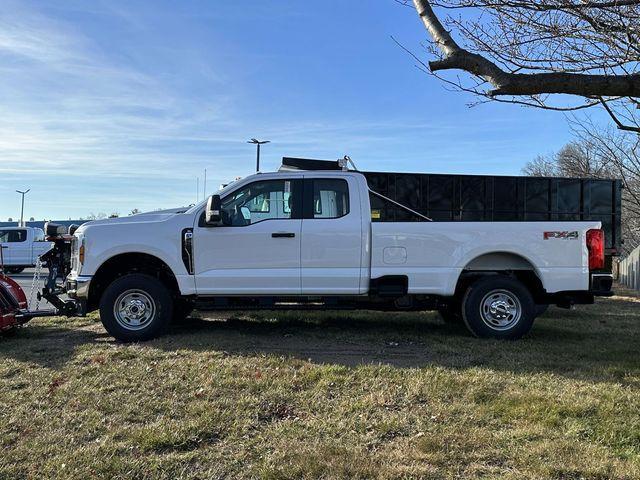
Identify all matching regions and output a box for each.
[65,159,613,342]
[0,226,51,274]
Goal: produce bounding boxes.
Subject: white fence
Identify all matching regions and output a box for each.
[619,245,640,291]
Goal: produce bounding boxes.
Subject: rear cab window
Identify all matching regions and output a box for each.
[311,179,350,219]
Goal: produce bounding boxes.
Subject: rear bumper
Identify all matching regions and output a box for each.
[541,273,613,308]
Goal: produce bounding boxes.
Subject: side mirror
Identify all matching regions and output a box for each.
[205,195,222,226]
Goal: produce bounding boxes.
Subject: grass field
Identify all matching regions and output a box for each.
[1,288,639,479]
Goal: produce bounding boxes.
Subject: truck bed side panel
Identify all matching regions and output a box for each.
[370,221,599,295]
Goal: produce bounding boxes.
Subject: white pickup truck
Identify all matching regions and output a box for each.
[0,226,51,274]
[65,159,613,341]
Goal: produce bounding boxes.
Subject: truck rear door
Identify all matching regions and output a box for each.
[300,176,362,294]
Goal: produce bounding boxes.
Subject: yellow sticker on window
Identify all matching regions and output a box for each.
[371,209,381,219]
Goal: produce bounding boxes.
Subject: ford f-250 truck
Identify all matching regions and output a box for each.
[64,158,613,342]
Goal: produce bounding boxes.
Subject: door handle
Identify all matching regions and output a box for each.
[271,232,295,238]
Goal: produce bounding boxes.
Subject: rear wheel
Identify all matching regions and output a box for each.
[461,276,535,339]
[99,274,173,342]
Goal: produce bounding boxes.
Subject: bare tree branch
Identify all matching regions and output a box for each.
[412,0,640,98]
[599,97,640,132]
[402,0,640,132]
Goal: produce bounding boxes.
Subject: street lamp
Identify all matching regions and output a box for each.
[16,189,30,227]
[247,138,270,172]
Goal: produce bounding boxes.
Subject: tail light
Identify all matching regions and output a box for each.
[586,229,605,270]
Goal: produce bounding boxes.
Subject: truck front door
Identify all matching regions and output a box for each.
[193,178,303,295]
[0,229,12,266]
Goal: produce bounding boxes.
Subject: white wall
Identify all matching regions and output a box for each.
[619,245,640,291]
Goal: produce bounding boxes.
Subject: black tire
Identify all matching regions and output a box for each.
[172,299,195,323]
[5,267,24,274]
[534,304,549,317]
[461,276,535,339]
[438,304,462,324]
[99,273,173,342]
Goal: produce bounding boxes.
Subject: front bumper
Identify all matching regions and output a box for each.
[65,275,92,300]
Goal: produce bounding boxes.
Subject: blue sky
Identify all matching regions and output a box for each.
[0,0,593,220]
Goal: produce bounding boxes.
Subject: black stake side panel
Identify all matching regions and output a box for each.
[363,171,622,254]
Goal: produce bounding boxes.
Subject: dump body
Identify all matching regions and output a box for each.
[363,171,622,257]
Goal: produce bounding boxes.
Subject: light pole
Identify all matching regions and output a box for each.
[247,138,270,172]
[16,189,30,227]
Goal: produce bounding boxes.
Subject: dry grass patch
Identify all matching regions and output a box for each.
[1,288,639,479]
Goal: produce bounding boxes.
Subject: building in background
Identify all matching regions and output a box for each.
[0,220,87,230]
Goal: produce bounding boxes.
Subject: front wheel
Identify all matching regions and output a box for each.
[99,274,173,342]
[461,276,535,339]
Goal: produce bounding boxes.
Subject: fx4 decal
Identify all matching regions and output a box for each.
[544,231,579,240]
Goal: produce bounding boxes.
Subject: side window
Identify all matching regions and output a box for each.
[0,230,27,242]
[221,179,298,226]
[34,229,45,241]
[312,179,349,219]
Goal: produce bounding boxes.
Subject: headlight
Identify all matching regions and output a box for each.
[72,234,85,272]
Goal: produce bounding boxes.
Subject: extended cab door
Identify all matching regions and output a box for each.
[300,176,363,294]
[193,178,303,295]
[0,229,28,266]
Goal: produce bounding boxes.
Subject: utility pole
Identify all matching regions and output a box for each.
[247,138,270,172]
[16,189,30,227]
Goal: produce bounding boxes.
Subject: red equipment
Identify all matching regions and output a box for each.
[0,222,79,334]
[0,273,29,331]
[0,241,30,331]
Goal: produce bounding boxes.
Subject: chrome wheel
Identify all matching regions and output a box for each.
[479,289,521,331]
[113,289,156,331]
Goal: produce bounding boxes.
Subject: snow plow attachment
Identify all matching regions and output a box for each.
[0,222,80,333]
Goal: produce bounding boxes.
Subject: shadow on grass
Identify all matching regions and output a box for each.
[2,293,639,382]
[0,317,108,369]
[157,294,640,382]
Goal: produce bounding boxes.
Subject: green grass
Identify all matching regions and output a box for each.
[1,288,639,479]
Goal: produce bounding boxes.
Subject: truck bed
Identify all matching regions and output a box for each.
[370,221,600,296]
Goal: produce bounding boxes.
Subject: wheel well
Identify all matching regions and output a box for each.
[88,253,179,311]
[464,252,536,271]
[454,252,545,303]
